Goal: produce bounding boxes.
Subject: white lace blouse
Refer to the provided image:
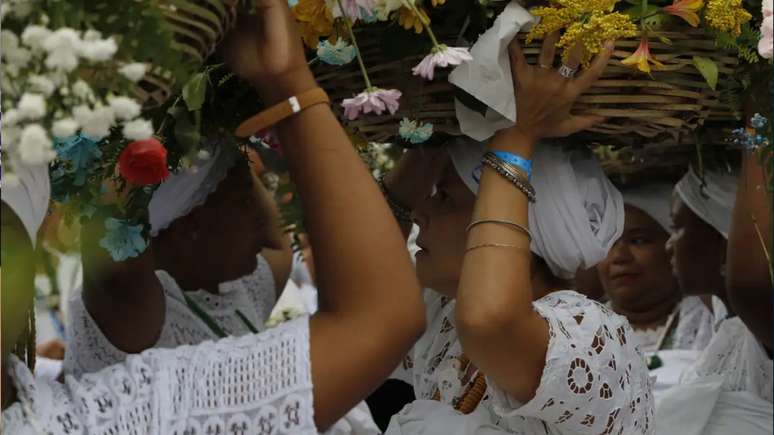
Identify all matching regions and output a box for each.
[2,317,316,435]
[64,255,276,378]
[389,290,655,435]
[624,296,715,354]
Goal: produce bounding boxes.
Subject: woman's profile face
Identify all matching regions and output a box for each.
[1,202,37,360]
[412,162,476,297]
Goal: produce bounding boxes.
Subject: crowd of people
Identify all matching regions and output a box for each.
[1,0,771,434]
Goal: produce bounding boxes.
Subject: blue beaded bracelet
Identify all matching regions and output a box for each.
[493,151,532,178]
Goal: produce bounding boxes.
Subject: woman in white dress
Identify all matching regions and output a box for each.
[65,152,294,377]
[656,154,772,435]
[380,33,654,435]
[597,183,714,354]
[1,2,425,432]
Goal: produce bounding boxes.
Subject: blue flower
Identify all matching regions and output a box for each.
[317,40,357,66]
[99,218,148,262]
[399,118,434,144]
[53,134,102,186]
[751,113,768,130]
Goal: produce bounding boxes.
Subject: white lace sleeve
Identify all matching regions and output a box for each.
[487,291,655,435]
[5,317,316,435]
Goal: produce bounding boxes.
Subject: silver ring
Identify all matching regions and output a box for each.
[558,64,577,79]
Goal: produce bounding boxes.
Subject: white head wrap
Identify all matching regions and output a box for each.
[449,139,624,279]
[622,183,673,234]
[448,1,536,141]
[148,148,236,236]
[1,163,51,247]
[674,167,737,239]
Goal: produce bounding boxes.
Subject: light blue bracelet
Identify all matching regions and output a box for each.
[492,151,532,178]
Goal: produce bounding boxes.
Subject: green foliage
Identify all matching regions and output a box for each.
[713,23,762,64]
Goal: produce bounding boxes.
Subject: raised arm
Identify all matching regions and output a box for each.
[726,148,773,351]
[455,36,613,403]
[221,1,425,429]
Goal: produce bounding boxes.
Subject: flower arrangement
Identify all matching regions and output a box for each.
[1,0,240,261]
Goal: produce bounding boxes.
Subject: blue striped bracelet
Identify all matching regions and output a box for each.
[492,151,532,178]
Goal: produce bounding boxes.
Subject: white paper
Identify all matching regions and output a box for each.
[448,1,536,141]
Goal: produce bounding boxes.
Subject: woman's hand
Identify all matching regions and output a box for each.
[219,0,316,104]
[506,33,614,145]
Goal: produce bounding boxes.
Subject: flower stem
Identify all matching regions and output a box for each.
[403,0,441,49]
[336,0,373,90]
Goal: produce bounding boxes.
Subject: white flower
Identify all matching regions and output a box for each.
[412,45,473,80]
[118,63,147,82]
[43,28,82,72]
[74,104,115,139]
[1,30,19,50]
[28,75,56,96]
[17,93,47,120]
[122,118,154,140]
[4,43,32,68]
[197,149,211,160]
[3,109,21,126]
[79,38,117,61]
[21,25,51,52]
[52,118,79,138]
[108,96,141,120]
[72,80,94,101]
[82,29,102,42]
[18,124,56,165]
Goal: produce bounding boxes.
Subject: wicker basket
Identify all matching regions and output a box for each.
[134,0,239,107]
[314,27,738,146]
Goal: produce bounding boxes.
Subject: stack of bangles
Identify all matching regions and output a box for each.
[466,150,534,253]
[481,151,536,203]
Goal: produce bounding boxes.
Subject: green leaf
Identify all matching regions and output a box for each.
[658,35,673,45]
[692,56,719,90]
[182,72,208,112]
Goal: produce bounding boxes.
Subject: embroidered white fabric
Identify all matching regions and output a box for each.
[63,255,276,378]
[390,290,654,435]
[2,317,315,435]
[680,317,773,403]
[671,296,714,352]
[620,296,715,354]
[654,317,773,435]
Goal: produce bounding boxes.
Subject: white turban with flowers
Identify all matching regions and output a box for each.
[449,138,624,280]
[148,147,237,236]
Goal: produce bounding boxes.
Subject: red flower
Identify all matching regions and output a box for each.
[118,138,170,185]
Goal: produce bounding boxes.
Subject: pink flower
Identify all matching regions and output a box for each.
[764,0,772,17]
[327,0,377,21]
[412,45,473,80]
[759,15,773,59]
[341,88,402,120]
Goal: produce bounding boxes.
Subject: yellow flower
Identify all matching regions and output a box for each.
[621,37,665,73]
[705,0,752,36]
[293,0,334,48]
[528,1,635,66]
[397,6,429,34]
[555,12,637,66]
[663,0,704,27]
[431,0,446,6]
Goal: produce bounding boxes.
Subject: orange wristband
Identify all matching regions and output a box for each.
[235,87,330,138]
